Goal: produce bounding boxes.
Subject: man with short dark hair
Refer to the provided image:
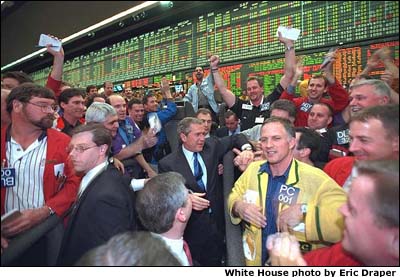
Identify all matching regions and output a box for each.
[1,71,33,90]
[103,81,114,97]
[195,108,214,138]
[324,104,399,187]
[293,127,325,169]
[128,98,145,130]
[212,31,296,131]
[86,85,98,96]
[142,77,177,165]
[57,124,137,266]
[184,66,219,123]
[216,110,240,137]
[55,88,86,136]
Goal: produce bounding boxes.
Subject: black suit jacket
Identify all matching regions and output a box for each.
[57,165,136,266]
[158,134,249,265]
[216,126,229,138]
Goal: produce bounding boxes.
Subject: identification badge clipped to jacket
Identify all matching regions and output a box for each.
[277,183,299,205]
[1,168,16,187]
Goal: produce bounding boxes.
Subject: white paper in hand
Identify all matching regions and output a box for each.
[38,34,62,51]
[148,113,162,134]
[276,26,301,41]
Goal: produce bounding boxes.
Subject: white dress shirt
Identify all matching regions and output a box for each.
[181,145,207,190]
[78,161,108,198]
[153,233,189,266]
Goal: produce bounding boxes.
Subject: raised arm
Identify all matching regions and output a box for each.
[278,30,296,90]
[285,58,304,96]
[45,35,64,98]
[210,55,236,108]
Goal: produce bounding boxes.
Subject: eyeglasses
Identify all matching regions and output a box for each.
[27,102,59,113]
[66,144,98,154]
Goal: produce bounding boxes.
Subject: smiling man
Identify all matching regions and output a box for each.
[324,104,399,187]
[159,117,253,266]
[228,117,346,266]
[56,88,86,136]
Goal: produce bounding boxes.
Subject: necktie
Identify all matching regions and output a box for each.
[183,240,193,266]
[193,152,205,191]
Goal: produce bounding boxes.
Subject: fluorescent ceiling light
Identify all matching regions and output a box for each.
[1,1,160,72]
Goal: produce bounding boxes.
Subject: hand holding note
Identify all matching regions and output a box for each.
[276,26,301,41]
[38,34,62,51]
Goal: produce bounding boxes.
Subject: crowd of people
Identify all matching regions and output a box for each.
[1,30,398,267]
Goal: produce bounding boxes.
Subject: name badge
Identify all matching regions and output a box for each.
[242,104,253,110]
[126,125,133,134]
[277,183,300,206]
[260,103,270,112]
[300,102,313,112]
[336,129,350,145]
[1,168,16,187]
[255,117,264,124]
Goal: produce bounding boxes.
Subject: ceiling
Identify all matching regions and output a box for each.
[1,1,237,73]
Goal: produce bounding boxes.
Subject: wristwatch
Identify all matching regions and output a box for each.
[47,206,55,216]
[241,144,253,151]
[300,204,307,214]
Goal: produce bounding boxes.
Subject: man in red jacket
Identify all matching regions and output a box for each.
[267,160,398,266]
[280,50,349,127]
[324,104,398,187]
[1,84,80,261]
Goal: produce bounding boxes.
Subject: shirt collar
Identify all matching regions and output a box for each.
[229,126,241,136]
[258,159,292,178]
[79,160,108,197]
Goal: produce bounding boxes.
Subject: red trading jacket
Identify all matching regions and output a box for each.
[323,156,355,187]
[1,126,80,216]
[46,75,62,99]
[304,242,362,266]
[280,79,349,127]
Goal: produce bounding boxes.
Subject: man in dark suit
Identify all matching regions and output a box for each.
[216,110,240,138]
[57,124,137,266]
[158,117,253,266]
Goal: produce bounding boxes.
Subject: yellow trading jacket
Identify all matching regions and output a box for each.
[228,159,347,266]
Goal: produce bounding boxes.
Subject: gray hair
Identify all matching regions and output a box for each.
[262,117,296,139]
[177,117,203,143]
[76,231,181,266]
[85,102,117,123]
[349,79,392,99]
[136,172,188,234]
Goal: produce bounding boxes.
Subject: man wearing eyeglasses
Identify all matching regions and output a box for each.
[1,83,80,265]
[57,123,137,266]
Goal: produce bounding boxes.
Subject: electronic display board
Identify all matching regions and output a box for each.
[30,1,399,94]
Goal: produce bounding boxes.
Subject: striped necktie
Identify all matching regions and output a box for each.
[193,152,205,191]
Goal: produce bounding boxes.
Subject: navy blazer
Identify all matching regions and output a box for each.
[158,134,249,265]
[216,126,229,138]
[57,165,136,266]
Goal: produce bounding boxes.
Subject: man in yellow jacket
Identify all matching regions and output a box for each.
[228,117,346,266]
